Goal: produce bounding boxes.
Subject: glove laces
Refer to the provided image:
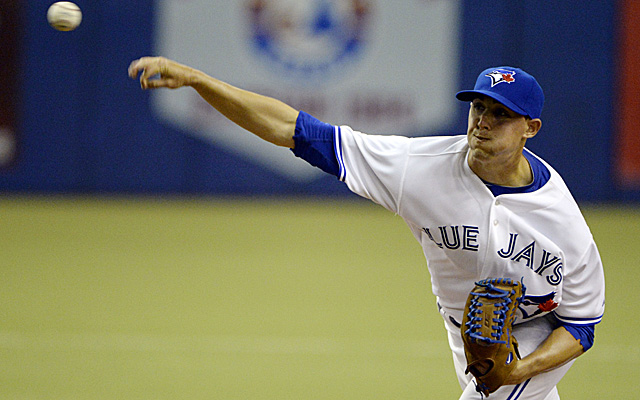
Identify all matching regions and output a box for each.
[464,278,525,345]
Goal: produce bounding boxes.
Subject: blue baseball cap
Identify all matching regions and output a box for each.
[456,67,544,119]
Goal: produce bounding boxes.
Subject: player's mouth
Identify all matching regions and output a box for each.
[473,133,491,142]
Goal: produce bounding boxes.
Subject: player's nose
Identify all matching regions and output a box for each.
[476,112,491,129]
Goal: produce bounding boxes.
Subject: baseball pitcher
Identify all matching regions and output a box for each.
[129,57,605,400]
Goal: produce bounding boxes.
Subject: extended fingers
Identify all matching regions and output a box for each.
[128,56,189,90]
[128,57,153,79]
[128,57,167,89]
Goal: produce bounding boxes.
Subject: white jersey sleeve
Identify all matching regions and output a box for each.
[554,233,605,325]
[335,125,412,213]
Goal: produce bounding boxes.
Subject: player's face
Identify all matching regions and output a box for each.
[466,96,536,161]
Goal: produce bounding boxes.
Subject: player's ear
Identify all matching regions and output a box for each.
[524,118,541,139]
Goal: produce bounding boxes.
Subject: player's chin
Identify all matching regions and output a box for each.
[468,141,496,161]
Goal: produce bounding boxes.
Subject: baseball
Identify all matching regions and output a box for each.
[47,2,82,31]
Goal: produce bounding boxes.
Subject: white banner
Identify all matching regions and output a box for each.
[154,0,460,181]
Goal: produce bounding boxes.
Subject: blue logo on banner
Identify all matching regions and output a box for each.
[247,0,372,82]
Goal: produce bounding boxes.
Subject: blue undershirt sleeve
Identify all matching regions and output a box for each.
[290,111,340,177]
[561,322,596,352]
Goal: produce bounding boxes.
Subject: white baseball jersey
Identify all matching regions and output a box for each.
[334,126,605,328]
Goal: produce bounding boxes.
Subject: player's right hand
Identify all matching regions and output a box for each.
[128,56,197,90]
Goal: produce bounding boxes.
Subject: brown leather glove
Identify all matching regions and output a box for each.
[461,278,526,397]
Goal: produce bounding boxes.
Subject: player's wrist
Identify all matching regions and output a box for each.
[184,68,206,88]
[503,360,530,385]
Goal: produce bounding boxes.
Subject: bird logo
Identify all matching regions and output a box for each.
[485,69,516,87]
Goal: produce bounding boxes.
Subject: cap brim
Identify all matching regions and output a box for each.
[456,90,528,117]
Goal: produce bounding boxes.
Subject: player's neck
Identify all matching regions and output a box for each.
[469,154,533,188]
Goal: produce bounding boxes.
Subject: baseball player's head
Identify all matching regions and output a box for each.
[457,67,544,153]
[456,67,544,120]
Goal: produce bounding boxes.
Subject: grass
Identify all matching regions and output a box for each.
[0,197,637,399]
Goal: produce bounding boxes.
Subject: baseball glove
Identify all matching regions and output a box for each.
[461,278,526,397]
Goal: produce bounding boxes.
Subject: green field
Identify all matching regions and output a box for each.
[1,197,638,399]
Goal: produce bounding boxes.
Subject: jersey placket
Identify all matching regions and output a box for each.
[482,197,513,279]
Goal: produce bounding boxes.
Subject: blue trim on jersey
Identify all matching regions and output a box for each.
[291,111,340,177]
[554,312,603,325]
[484,149,551,196]
[506,379,531,400]
[335,126,346,182]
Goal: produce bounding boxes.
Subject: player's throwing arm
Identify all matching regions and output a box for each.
[128,56,298,148]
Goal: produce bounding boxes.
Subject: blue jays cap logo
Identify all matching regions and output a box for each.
[485,69,516,87]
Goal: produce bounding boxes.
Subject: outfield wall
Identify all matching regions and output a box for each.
[1,1,636,202]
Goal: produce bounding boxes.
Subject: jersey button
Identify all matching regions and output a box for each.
[495,200,501,206]
[493,220,499,226]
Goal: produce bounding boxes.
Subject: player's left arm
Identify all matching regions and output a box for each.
[506,241,603,385]
[504,325,585,385]
[506,234,606,384]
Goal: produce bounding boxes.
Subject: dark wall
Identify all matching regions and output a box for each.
[2,1,635,201]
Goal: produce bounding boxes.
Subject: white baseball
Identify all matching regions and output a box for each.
[47,2,82,32]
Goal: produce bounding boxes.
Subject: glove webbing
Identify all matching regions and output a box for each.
[464,278,524,345]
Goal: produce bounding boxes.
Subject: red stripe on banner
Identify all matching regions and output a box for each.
[0,1,21,169]
[616,0,640,188]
